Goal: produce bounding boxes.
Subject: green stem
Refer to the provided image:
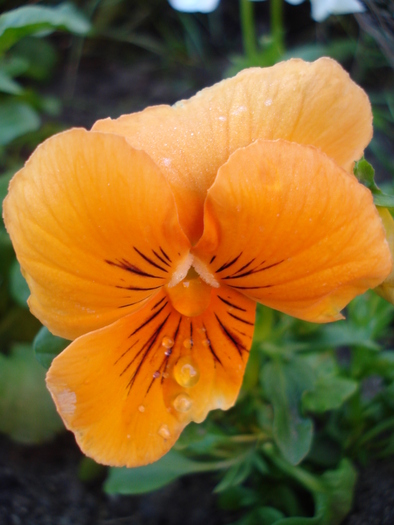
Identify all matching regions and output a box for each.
[356,416,394,448]
[270,0,285,56]
[240,0,257,61]
[263,443,324,493]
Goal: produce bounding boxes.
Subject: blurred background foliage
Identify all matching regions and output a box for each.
[0,1,393,524]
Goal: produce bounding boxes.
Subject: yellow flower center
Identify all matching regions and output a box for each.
[165,267,212,317]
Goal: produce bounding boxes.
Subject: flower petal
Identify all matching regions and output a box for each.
[3,129,190,339]
[375,208,394,304]
[46,288,255,467]
[93,58,372,242]
[192,140,391,323]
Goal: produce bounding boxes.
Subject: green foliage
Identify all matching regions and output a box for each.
[0,344,63,443]
[262,358,314,465]
[0,3,90,54]
[0,3,90,150]
[354,157,394,209]
[105,449,225,494]
[33,326,70,370]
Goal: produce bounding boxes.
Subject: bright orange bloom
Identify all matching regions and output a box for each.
[3,58,392,467]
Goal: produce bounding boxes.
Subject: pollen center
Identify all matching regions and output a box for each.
[165,267,212,317]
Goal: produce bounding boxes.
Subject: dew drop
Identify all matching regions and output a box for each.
[183,338,193,349]
[138,405,145,413]
[162,336,174,349]
[165,349,172,356]
[153,371,160,379]
[173,393,193,413]
[173,356,200,387]
[158,424,171,440]
[202,339,210,347]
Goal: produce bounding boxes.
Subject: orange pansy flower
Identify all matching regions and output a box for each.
[3,58,392,467]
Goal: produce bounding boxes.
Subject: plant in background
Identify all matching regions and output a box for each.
[0,2,90,445]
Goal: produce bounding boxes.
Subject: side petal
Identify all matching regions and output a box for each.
[3,129,190,340]
[93,58,372,242]
[375,208,394,304]
[46,288,255,467]
[193,140,392,323]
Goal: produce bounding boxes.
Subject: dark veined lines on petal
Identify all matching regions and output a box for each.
[202,323,222,365]
[216,252,243,273]
[223,259,285,280]
[125,312,171,393]
[105,258,163,279]
[217,295,247,312]
[160,247,172,263]
[152,249,171,268]
[118,295,154,309]
[214,313,249,358]
[115,301,169,371]
[227,312,254,326]
[128,302,168,337]
[134,247,168,273]
[213,253,285,291]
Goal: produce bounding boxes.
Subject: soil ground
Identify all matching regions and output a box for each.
[1,432,394,525]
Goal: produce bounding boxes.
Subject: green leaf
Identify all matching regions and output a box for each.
[315,459,357,525]
[262,358,314,465]
[302,376,358,413]
[0,344,63,443]
[353,157,394,210]
[33,326,70,369]
[9,259,29,307]
[0,3,91,54]
[271,460,356,525]
[105,449,222,495]
[0,68,22,94]
[0,100,40,146]
[353,157,378,191]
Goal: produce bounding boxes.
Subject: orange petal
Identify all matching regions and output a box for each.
[192,140,391,323]
[93,58,372,242]
[375,207,394,304]
[46,287,255,467]
[3,129,190,339]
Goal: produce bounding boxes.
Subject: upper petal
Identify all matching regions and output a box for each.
[46,287,255,467]
[93,58,372,242]
[3,129,190,339]
[192,139,392,323]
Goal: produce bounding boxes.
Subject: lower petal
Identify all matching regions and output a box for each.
[46,288,255,467]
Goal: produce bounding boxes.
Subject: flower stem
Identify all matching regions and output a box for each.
[240,0,257,61]
[270,0,285,56]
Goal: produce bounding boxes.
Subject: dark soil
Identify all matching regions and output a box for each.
[0,433,235,525]
[1,431,394,525]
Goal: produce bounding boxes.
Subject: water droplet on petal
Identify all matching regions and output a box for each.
[153,371,160,379]
[183,338,193,349]
[138,405,145,413]
[202,339,210,347]
[158,424,171,440]
[173,393,193,413]
[173,356,200,388]
[162,336,174,349]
